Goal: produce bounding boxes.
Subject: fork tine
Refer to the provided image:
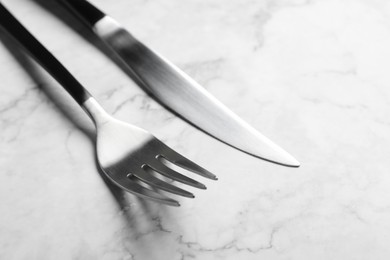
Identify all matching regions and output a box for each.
[148,161,207,189]
[132,167,195,198]
[158,147,218,180]
[113,176,180,206]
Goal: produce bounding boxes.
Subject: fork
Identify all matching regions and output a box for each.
[0,4,217,206]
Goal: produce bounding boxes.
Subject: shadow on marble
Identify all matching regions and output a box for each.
[0,28,178,239]
[4,0,182,205]
[1,23,159,210]
[0,28,95,138]
[96,159,180,257]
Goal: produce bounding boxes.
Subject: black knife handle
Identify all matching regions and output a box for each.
[0,4,92,105]
[57,0,105,27]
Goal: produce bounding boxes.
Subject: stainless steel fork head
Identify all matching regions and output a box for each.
[83,98,217,206]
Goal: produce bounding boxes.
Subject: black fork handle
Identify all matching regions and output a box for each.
[57,0,105,28]
[0,4,91,105]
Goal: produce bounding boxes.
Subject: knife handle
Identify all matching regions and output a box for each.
[0,4,92,105]
[57,0,105,28]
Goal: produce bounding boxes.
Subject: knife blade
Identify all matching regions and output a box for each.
[57,0,300,167]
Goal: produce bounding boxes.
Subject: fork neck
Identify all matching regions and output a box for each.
[82,97,112,126]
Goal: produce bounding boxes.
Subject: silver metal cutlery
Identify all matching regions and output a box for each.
[0,3,217,206]
[0,0,301,206]
[57,0,300,168]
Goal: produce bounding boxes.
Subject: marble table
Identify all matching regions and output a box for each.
[1,0,390,259]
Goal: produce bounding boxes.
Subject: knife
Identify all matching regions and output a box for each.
[57,0,300,167]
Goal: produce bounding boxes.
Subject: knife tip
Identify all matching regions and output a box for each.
[239,142,300,168]
[280,151,300,168]
[259,153,301,168]
[285,158,301,168]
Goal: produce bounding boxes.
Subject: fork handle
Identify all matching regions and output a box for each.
[57,0,105,28]
[0,4,92,105]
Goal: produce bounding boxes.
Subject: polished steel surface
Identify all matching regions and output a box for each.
[0,5,217,206]
[83,98,216,206]
[92,16,300,167]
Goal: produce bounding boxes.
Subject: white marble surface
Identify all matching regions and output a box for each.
[1,0,390,259]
